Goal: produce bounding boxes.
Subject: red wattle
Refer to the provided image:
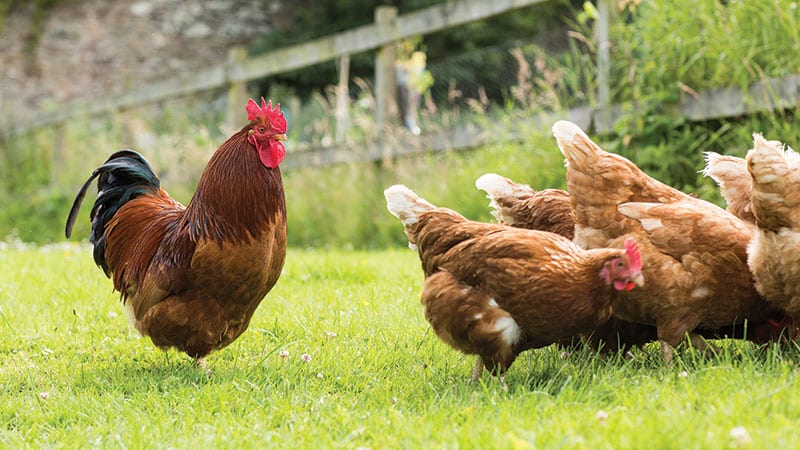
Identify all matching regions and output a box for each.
[258,141,286,169]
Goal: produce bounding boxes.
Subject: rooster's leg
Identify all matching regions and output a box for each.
[470,358,484,382]
[659,341,675,363]
[194,357,213,375]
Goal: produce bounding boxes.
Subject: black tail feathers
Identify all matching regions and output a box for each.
[65,150,160,272]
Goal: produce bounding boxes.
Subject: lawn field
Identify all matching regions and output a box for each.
[2,243,800,449]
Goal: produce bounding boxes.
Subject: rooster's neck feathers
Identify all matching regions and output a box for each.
[183,128,286,245]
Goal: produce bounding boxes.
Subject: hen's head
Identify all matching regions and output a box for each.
[600,238,645,291]
[246,97,287,168]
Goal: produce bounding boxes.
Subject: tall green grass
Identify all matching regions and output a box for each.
[3,244,800,448]
[3,0,800,247]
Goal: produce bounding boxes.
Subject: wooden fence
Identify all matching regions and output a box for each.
[1,0,560,136]
[2,0,800,171]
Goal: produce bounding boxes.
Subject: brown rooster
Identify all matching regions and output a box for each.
[65,98,288,366]
[553,121,786,360]
[384,184,644,380]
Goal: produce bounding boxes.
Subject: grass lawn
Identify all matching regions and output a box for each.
[2,243,800,449]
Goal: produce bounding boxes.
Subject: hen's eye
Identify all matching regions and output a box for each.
[616,261,625,268]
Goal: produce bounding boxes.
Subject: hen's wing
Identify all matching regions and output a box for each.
[617,201,775,329]
[702,152,754,223]
[475,173,574,239]
[616,201,752,259]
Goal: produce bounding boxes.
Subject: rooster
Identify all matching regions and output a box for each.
[384,185,644,380]
[554,121,787,360]
[65,98,288,366]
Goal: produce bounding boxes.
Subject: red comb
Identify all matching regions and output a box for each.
[246,97,287,134]
[624,237,642,271]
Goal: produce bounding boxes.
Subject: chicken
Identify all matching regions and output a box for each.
[384,184,644,380]
[476,172,658,352]
[702,152,755,223]
[746,134,800,320]
[65,98,288,366]
[474,173,575,239]
[553,120,784,360]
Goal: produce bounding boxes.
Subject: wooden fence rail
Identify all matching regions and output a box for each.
[0,0,556,136]
[282,74,800,170]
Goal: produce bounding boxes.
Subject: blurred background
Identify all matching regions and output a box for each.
[1,0,799,248]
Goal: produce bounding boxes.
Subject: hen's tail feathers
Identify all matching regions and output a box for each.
[475,173,531,199]
[552,120,600,166]
[702,152,754,223]
[746,133,799,230]
[65,150,161,271]
[475,173,532,222]
[384,185,436,225]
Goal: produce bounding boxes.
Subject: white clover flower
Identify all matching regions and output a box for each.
[730,426,751,446]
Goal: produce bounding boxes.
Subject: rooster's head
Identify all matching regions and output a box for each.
[246,97,287,168]
[601,237,645,291]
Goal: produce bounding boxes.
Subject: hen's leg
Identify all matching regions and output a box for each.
[688,332,721,357]
[470,358,484,382]
[656,318,693,363]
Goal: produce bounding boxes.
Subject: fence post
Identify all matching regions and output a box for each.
[374,6,398,135]
[227,46,249,130]
[595,0,612,134]
[335,54,351,143]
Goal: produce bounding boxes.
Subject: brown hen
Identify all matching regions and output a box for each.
[385,184,644,380]
[554,121,783,360]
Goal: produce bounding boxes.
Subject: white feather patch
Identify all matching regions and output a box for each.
[552,120,587,145]
[384,185,435,225]
[475,173,514,198]
[638,218,663,232]
[493,316,523,346]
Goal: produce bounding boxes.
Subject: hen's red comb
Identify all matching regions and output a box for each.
[624,237,642,271]
[246,97,287,134]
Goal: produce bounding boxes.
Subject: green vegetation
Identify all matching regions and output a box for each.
[2,0,800,247]
[2,245,800,448]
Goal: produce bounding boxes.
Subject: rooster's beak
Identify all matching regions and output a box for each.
[274,134,287,141]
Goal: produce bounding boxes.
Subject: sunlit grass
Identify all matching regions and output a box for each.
[2,244,800,448]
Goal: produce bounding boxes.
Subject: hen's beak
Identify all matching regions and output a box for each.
[631,272,645,287]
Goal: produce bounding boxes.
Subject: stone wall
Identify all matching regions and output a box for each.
[0,0,283,122]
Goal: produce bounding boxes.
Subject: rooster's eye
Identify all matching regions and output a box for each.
[257,126,267,133]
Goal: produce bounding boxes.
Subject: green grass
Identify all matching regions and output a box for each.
[3,244,800,448]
